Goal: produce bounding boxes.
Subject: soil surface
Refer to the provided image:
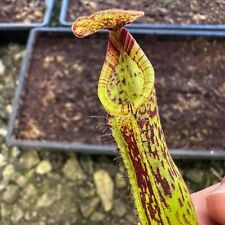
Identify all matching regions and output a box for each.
[16,32,108,145]
[0,0,45,23]
[14,32,225,150]
[67,0,225,25]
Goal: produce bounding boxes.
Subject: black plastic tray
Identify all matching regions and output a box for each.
[6,27,225,159]
[59,0,225,31]
[0,0,55,30]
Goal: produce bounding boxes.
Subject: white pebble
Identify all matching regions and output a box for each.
[0,154,6,167]
[0,128,7,137]
[0,60,5,75]
[2,164,15,180]
[6,104,12,114]
[94,170,114,211]
[36,160,52,174]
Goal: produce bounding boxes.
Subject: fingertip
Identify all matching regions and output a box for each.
[207,179,225,225]
[207,193,225,225]
[191,183,222,225]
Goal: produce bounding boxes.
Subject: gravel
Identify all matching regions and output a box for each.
[0,39,224,225]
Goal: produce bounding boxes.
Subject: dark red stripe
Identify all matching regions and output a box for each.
[108,40,120,55]
[121,125,164,224]
[120,28,127,48]
[126,32,135,55]
[119,28,135,56]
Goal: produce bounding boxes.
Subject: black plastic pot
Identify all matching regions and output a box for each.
[59,0,225,31]
[0,0,55,30]
[6,27,225,159]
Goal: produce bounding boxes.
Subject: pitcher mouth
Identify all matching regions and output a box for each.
[98,29,155,116]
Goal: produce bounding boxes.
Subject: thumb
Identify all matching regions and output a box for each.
[191,178,225,225]
[207,178,225,225]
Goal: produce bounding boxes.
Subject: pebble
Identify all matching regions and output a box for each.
[25,168,35,179]
[37,190,56,208]
[23,183,37,199]
[6,104,12,114]
[115,172,127,189]
[11,205,24,223]
[185,169,204,184]
[11,147,20,158]
[38,222,46,225]
[0,59,5,75]
[0,153,6,167]
[94,169,114,211]
[24,210,37,221]
[62,156,87,181]
[91,212,106,222]
[14,50,25,60]
[0,143,11,158]
[125,209,138,224]
[2,164,15,180]
[80,197,100,218]
[78,183,95,198]
[36,160,52,174]
[19,150,40,169]
[0,180,8,191]
[15,173,27,187]
[0,127,7,137]
[114,199,127,217]
[3,184,20,203]
[79,156,94,175]
[1,203,11,218]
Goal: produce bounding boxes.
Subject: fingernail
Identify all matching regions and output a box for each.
[210,177,225,195]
